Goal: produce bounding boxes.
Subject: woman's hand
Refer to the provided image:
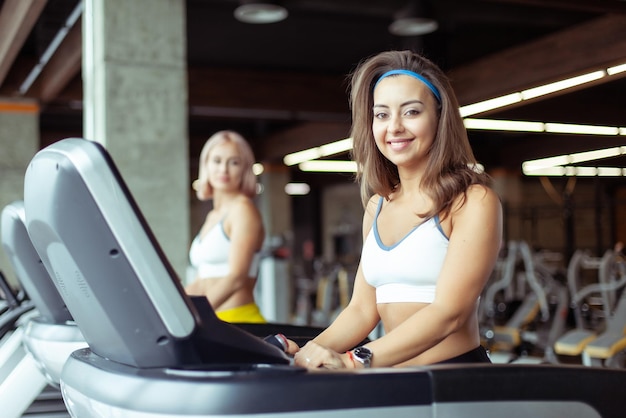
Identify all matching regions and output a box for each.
[293,341,353,369]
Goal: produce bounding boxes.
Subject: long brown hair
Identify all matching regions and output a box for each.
[349,50,490,219]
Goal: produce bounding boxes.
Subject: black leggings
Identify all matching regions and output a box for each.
[434,346,491,365]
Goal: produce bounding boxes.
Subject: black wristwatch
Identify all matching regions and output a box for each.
[352,346,373,368]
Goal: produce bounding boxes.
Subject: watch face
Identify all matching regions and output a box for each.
[354,347,371,358]
[354,346,372,365]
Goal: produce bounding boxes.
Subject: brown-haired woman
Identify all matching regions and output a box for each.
[288,50,502,368]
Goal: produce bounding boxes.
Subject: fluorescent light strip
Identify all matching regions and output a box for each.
[522,146,626,174]
[298,160,357,172]
[284,138,352,166]
[524,166,626,177]
[460,63,626,117]
[463,118,544,132]
[608,63,626,75]
[520,71,605,100]
[545,123,620,136]
[459,93,522,118]
[465,118,626,136]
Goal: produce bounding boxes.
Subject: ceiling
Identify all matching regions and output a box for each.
[1,0,626,187]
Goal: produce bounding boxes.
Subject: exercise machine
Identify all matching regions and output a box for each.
[2,201,87,384]
[0,270,44,418]
[2,201,86,417]
[481,241,567,363]
[554,250,626,366]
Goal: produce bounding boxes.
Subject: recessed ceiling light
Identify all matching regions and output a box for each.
[234,3,288,24]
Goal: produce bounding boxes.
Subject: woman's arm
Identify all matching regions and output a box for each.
[362,185,503,367]
[186,197,264,309]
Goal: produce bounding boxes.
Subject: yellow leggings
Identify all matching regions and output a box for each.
[216,302,266,323]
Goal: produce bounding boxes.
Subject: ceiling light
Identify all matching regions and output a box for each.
[464,118,544,132]
[252,163,264,175]
[389,17,438,37]
[459,93,522,117]
[523,166,626,177]
[523,146,626,172]
[520,71,605,100]
[283,138,353,166]
[608,63,626,75]
[522,146,626,176]
[459,63,626,117]
[234,3,288,24]
[389,1,438,37]
[544,123,620,136]
[284,183,311,195]
[464,118,625,137]
[298,160,357,173]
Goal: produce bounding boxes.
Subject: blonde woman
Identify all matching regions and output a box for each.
[186,130,266,323]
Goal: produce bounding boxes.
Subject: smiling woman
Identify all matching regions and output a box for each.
[284,50,502,369]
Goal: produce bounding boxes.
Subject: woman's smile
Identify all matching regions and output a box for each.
[387,137,414,151]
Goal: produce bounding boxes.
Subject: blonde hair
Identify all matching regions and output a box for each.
[349,50,490,219]
[196,130,257,200]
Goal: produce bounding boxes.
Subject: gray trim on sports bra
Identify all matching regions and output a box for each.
[372,196,447,251]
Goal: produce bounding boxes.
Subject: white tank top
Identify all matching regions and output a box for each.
[189,220,261,279]
[361,197,449,304]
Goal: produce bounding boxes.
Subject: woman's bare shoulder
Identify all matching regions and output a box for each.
[452,184,502,225]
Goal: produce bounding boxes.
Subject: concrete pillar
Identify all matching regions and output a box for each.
[82,0,189,278]
[0,99,39,287]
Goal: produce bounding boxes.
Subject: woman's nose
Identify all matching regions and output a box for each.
[387,115,404,133]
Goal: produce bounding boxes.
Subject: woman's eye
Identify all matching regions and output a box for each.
[374,112,388,119]
[404,109,420,116]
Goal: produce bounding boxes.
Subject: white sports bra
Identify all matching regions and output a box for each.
[361,197,449,304]
[189,220,261,279]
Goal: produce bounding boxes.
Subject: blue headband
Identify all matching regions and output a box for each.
[374,69,441,103]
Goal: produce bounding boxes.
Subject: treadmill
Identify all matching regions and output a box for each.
[1,201,86,386]
[1,204,74,418]
[23,138,626,418]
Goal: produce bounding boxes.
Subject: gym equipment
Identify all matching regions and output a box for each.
[554,250,626,366]
[22,138,626,417]
[2,201,86,385]
[0,270,33,338]
[583,276,626,367]
[1,201,85,417]
[481,241,567,362]
[0,325,49,418]
[312,263,352,326]
[0,264,43,418]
